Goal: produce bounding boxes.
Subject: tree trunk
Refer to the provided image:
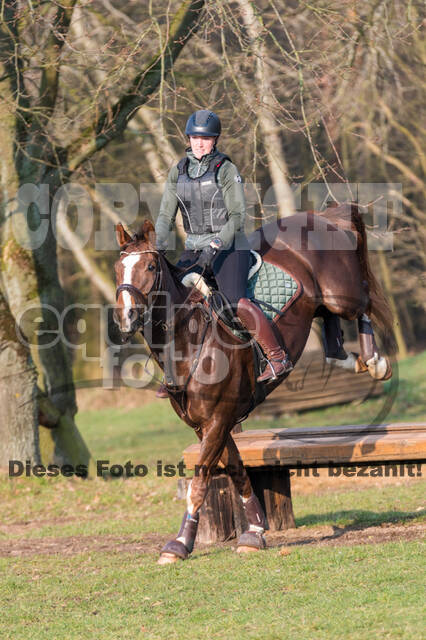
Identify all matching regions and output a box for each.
[377,250,408,358]
[0,291,40,468]
[247,466,296,530]
[236,0,295,218]
[0,63,92,469]
[0,0,204,471]
[195,473,247,544]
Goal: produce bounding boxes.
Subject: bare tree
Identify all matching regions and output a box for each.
[0,0,205,467]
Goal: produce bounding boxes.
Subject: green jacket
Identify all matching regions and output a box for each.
[155,147,246,250]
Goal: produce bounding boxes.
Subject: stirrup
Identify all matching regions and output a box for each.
[258,357,293,382]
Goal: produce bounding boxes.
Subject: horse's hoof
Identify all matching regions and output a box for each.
[158,552,181,565]
[366,354,392,380]
[237,530,266,553]
[159,539,189,560]
[237,545,261,554]
[380,357,392,380]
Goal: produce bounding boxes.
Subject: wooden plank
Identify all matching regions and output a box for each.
[252,348,384,415]
[234,435,425,467]
[259,390,381,414]
[263,377,382,395]
[233,422,426,439]
[183,423,426,469]
[182,421,426,539]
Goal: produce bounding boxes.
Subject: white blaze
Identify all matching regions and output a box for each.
[120,254,141,331]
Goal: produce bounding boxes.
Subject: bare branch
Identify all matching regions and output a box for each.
[38,0,77,118]
[63,0,205,174]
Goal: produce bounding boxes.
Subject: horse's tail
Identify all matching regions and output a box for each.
[349,204,396,352]
[318,203,396,352]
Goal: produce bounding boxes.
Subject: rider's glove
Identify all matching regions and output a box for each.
[197,245,216,269]
[197,238,223,269]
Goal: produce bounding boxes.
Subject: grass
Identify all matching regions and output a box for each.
[0,542,424,639]
[0,351,425,638]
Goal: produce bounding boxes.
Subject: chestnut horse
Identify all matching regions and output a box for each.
[113,204,393,563]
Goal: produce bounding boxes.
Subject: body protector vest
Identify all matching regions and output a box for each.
[176,152,231,234]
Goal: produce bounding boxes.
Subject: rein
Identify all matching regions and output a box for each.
[115,247,259,427]
[115,248,213,406]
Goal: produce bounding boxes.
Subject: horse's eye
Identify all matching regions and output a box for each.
[148,263,155,271]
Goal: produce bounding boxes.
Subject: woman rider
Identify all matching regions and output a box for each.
[155,109,293,395]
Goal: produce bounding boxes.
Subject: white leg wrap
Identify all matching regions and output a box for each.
[326,352,358,371]
[186,480,195,515]
[248,524,265,533]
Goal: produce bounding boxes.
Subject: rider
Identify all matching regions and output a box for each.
[155,109,293,395]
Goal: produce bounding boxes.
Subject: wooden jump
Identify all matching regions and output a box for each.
[182,422,426,543]
[252,348,384,417]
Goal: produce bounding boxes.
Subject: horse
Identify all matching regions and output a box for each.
[113,203,394,564]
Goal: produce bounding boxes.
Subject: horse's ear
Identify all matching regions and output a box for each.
[140,219,156,246]
[116,223,132,248]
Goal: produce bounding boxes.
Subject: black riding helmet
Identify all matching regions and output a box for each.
[185,110,221,137]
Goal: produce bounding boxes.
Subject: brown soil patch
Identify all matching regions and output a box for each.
[0,522,424,558]
[0,533,170,558]
[265,521,426,549]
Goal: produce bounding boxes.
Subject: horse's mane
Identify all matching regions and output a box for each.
[159,253,204,305]
[121,224,203,305]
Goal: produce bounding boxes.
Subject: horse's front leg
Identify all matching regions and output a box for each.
[221,434,267,553]
[158,418,229,565]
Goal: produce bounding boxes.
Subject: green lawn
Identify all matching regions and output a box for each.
[1,542,424,639]
[0,351,425,638]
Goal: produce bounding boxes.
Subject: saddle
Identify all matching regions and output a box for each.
[181,251,301,334]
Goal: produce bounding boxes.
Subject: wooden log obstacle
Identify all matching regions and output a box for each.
[182,422,426,544]
[252,347,384,417]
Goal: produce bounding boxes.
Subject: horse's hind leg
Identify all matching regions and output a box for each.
[357,314,392,380]
[322,311,392,380]
[221,435,267,553]
[322,310,359,372]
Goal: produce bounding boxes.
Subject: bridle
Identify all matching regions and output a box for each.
[115,249,163,327]
[114,246,215,420]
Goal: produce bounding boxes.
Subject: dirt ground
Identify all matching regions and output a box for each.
[1,472,424,558]
[0,519,424,558]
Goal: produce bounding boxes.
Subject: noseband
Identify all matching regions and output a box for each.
[115,249,163,325]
